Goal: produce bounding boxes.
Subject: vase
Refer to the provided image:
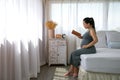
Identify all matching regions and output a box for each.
[48,29,55,39]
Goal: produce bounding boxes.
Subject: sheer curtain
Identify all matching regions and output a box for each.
[0,0,43,80]
[46,0,120,63]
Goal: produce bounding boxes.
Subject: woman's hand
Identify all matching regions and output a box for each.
[77,35,83,39]
[82,45,88,48]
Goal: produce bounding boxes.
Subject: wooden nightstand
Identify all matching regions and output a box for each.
[48,39,67,66]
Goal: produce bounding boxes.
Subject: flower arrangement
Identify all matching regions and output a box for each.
[46,21,57,30]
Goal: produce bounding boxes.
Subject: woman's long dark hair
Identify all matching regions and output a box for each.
[83,17,96,30]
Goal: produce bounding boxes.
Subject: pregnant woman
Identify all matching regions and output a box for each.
[64,17,98,77]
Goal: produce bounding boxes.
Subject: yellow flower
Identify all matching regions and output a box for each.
[46,21,57,30]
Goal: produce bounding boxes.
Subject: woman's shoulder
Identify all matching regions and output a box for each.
[89,28,96,35]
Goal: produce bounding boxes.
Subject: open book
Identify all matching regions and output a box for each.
[72,30,81,37]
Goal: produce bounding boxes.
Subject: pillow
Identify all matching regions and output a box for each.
[95,31,107,48]
[108,42,120,49]
[106,31,120,49]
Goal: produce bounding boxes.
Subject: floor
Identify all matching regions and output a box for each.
[30,64,78,80]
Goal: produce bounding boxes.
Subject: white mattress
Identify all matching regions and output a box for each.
[80,48,120,74]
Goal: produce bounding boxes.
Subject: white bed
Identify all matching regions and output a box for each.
[78,31,120,80]
[81,48,120,74]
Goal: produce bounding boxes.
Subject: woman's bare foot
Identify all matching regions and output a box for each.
[64,71,73,76]
[64,65,74,76]
[73,73,78,78]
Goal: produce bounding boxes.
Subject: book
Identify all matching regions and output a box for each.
[72,30,81,37]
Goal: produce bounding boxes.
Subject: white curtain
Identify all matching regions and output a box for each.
[46,0,120,63]
[0,0,43,80]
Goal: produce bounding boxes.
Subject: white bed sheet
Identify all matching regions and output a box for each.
[81,48,120,74]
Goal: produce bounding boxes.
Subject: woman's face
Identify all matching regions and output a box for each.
[83,21,89,29]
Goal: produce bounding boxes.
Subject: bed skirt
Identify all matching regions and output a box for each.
[78,67,120,80]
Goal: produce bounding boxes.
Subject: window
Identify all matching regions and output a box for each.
[108,2,120,30]
[48,1,120,33]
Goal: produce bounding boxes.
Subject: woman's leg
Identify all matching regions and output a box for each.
[64,49,81,76]
[73,67,79,77]
[64,51,74,76]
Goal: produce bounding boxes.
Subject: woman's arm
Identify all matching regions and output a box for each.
[82,29,98,48]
